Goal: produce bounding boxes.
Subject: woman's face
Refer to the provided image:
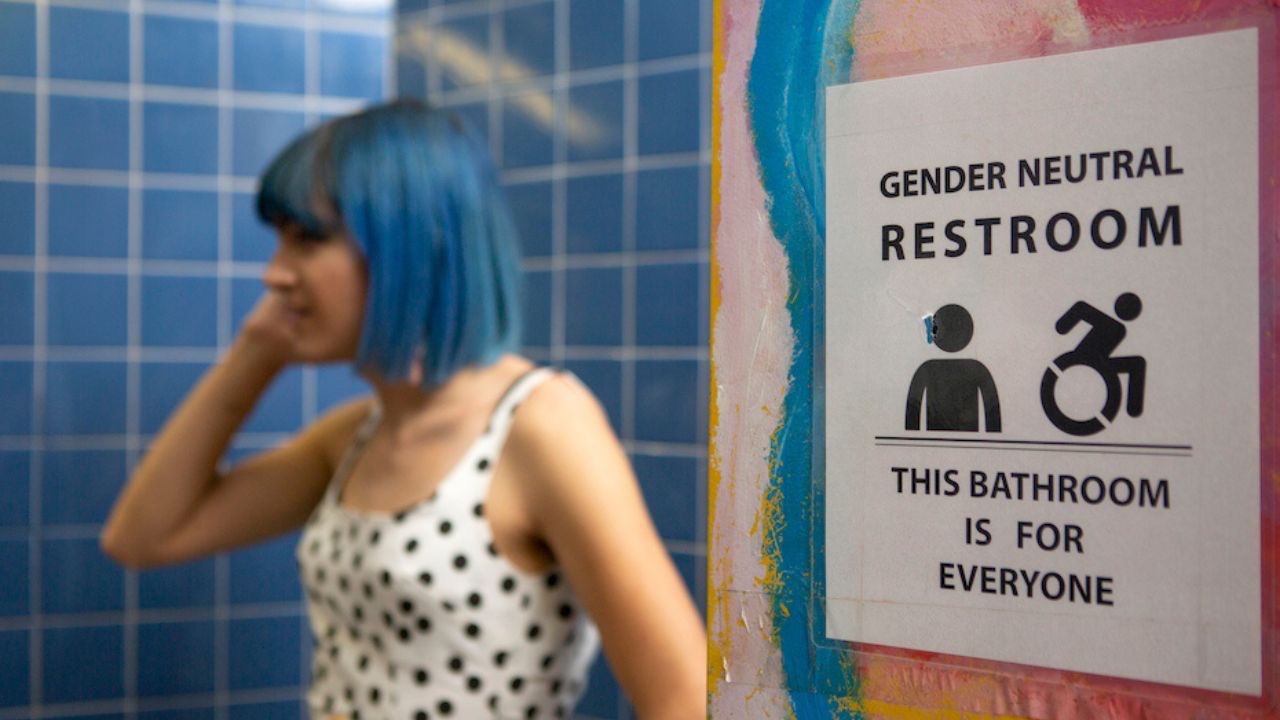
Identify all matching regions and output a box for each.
[263,227,367,363]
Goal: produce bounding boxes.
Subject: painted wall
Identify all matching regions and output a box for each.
[394,1,713,717]
[0,0,388,716]
[708,1,1279,717]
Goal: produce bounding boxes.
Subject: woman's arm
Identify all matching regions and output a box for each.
[507,376,706,720]
[101,294,361,569]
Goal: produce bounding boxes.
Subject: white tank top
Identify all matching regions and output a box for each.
[297,368,601,719]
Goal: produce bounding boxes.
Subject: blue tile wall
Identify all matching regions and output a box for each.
[397,2,710,717]
[0,0,389,716]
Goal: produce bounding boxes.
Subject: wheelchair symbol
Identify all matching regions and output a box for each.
[1040,293,1147,436]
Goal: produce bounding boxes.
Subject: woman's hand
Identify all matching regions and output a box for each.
[237,290,304,370]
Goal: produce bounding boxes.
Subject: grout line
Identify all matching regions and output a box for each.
[29,0,50,712]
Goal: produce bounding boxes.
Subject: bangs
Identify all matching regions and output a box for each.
[255,126,341,237]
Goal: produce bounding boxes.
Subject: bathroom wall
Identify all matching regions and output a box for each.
[394,1,712,717]
[709,1,1278,718]
[0,0,389,716]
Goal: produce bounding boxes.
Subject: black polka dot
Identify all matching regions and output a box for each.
[488,695,499,709]
[415,667,429,685]
[371,634,384,650]
[405,538,419,553]
[353,605,364,621]
[437,700,453,716]
[467,592,482,608]
[540,654,554,670]
[564,630,576,646]
[442,600,456,613]
[349,626,361,640]
[358,655,369,671]
[417,616,431,633]
[363,583,374,599]
[551,679,562,693]
[448,655,464,672]
[418,571,433,586]
[394,509,409,522]
[323,695,334,711]
[527,624,542,641]
[325,624,338,639]
[477,458,490,471]
[510,676,525,692]
[309,539,320,555]
[344,686,355,701]
[526,706,539,719]
[316,568,326,583]
[453,554,468,570]
[493,651,509,667]
[382,611,395,628]
[487,543,498,557]
[338,576,349,592]
[348,524,358,539]
[521,594,532,609]
[328,645,339,659]
[439,520,452,535]
[555,706,566,718]
[352,552,363,569]
[380,570,392,586]
[400,599,414,614]
[467,675,482,691]
[465,623,481,639]
[369,687,381,704]
[351,710,361,720]
[415,712,428,720]
[398,627,412,642]
[473,503,485,517]
[545,572,561,588]
[501,577,516,593]
[370,529,381,545]
[558,604,573,620]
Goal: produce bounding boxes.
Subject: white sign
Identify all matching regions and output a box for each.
[824,30,1260,695]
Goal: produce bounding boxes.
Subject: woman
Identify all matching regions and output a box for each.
[102,100,705,720]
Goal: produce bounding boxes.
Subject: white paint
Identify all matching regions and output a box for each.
[823,29,1261,695]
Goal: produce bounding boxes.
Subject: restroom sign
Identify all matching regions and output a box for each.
[822,30,1260,694]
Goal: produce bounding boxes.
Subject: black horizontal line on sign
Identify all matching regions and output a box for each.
[872,441,1192,458]
[873,436,1193,451]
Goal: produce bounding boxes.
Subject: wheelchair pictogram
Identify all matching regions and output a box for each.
[1040,292,1147,436]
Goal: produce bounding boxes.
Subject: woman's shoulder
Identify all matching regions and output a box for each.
[503,369,618,480]
[297,394,378,467]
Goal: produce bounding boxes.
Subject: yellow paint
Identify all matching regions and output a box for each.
[707,0,730,700]
[835,697,1033,720]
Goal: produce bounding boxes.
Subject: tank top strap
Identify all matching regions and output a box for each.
[322,401,383,503]
[484,366,558,447]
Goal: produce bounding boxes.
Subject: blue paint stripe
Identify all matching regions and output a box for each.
[747,1,860,716]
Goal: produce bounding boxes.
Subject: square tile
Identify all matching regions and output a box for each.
[564,267,622,346]
[49,95,129,170]
[144,15,219,88]
[141,275,218,347]
[501,92,553,168]
[519,269,550,349]
[437,14,489,90]
[232,192,277,263]
[395,48,427,99]
[0,3,36,78]
[0,363,32,435]
[46,273,128,347]
[575,653,620,717]
[137,621,215,696]
[636,166,699,251]
[232,108,307,177]
[234,23,305,95]
[0,451,29,527]
[50,7,129,83]
[0,540,28,616]
[42,537,124,613]
[144,102,219,175]
[0,630,28,709]
[445,101,488,141]
[141,709,215,720]
[671,549,704,614]
[229,532,301,603]
[49,185,129,258]
[635,262,700,347]
[139,362,210,434]
[562,360,621,433]
[0,182,34,255]
[42,625,124,703]
[41,450,127,526]
[142,189,218,261]
[44,362,128,435]
[502,2,555,79]
[566,173,623,254]
[316,364,370,412]
[138,559,215,609]
[228,616,303,690]
[0,92,36,166]
[632,454,698,542]
[569,0,623,71]
[634,359,699,444]
[637,70,701,156]
[639,0,702,61]
[228,701,303,720]
[505,181,552,258]
[319,32,385,99]
[566,80,623,162]
[0,272,33,344]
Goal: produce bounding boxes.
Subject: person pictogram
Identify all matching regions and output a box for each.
[905,303,1001,432]
[1040,292,1146,436]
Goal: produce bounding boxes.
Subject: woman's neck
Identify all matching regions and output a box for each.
[362,354,528,429]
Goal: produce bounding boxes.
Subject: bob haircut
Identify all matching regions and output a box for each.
[256,100,521,386]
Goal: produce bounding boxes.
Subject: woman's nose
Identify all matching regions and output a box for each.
[262,252,298,290]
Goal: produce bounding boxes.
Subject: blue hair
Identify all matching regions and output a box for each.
[256,100,522,385]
